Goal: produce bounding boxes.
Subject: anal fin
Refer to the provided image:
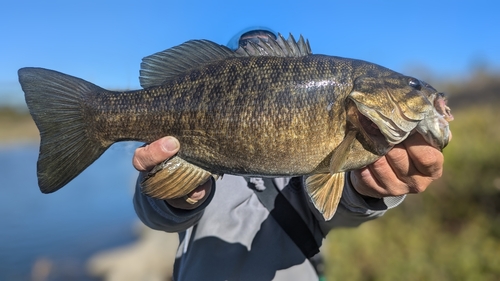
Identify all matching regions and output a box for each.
[306,173,345,221]
[141,156,213,200]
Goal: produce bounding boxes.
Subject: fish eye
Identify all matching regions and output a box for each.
[408,78,422,90]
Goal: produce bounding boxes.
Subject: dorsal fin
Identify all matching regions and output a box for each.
[235,33,312,57]
[139,40,235,88]
[140,33,313,88]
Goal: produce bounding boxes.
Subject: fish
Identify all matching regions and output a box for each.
[18,34,452,220]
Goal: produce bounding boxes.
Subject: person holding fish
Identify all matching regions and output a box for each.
[132,29,451,281]
[19,24,451,279]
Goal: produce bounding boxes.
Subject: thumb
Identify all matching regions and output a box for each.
[132,136,180,172]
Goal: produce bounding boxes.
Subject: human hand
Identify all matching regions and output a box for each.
[350,133,446,198]
[133,136,213,210]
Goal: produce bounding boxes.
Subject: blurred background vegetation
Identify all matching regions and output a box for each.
[325,69,500,281]
[1,69,499,280]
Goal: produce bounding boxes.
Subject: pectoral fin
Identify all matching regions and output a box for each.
[141,156,213,200]
[306,173,345,221]
[329,130,357,173]
[306,131,357,220]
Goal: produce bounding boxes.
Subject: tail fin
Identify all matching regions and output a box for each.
[18,67,109,193]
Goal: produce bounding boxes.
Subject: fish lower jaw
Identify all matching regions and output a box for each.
[415,116,451,150]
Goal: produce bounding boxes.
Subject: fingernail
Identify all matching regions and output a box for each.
[163,137,180,152]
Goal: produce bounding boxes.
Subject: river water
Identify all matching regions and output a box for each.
[0,143,142,280]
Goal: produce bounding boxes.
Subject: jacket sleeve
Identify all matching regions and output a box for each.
[133,176,216,233]
[319,172,405,231]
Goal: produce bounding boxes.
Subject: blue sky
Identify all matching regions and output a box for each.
[1,0,499,106]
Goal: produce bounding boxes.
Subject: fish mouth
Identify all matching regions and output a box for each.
[434,92,454,122]
[415,92,453,149]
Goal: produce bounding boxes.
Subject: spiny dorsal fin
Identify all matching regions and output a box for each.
[234,33,312,58]
[140,40,235,88]
[140,33,312,88]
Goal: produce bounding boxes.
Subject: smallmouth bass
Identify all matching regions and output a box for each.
[18,34,452,220]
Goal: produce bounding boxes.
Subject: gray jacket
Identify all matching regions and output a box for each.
[134,174,404,281]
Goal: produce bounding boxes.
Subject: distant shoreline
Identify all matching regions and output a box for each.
[0,107,39,144]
